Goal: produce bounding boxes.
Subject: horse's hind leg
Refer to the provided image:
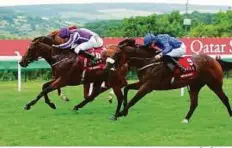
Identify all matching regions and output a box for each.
[183,83,204,123]
[109,86,123,120]
[123,81,142,115]
[72,81,102,111]
[207,83,232,117]
[57,88,69,102]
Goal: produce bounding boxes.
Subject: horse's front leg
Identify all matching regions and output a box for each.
[24,78,66,110]
[123,81,142,116]
[117,81,153,118]
[109,86,123,121]
[72,81,102,110]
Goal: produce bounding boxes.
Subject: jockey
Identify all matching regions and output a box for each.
[144,33,186,72]
[53,27,103,63]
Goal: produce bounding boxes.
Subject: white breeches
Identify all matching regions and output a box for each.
[166,43,186,57]
[74,35,103,54]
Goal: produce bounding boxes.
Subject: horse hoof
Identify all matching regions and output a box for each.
[108,99,113,104]
[24,105,31,110]
[123,111,128,116]
[63,98,70,102]
[118,111,124,117]
[182,119,189,124]
[72,106,79,111]
[49,103,56,109]
[109,116,117,121]
[63,97,70,102]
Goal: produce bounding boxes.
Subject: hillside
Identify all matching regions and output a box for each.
[0,3,229,38]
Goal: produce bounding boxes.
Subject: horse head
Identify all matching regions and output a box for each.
[48,30,66,45]
[104,38,137,71]
[104,38,159,71]
[19,37,53,67]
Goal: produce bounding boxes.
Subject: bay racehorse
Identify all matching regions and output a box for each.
[19,37,128,120]
[33,36,115,104]
[105,38,232,123]
[47,29,115,103]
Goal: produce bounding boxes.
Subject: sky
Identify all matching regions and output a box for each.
[0,0,231,7]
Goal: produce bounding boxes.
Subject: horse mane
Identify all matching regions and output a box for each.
[118,38,136,47]
[40,42,73,53]
[32,36,56,46]
[36,41,75,61]
[48,30,60,37]
[118,38,159,56]
[32,36,44,42]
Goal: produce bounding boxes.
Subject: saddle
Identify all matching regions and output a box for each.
[78,47,106,71]
[163,56,197,81]
[76,47,107,82]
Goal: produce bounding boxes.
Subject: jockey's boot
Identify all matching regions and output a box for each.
[170,58,186,73]
[163,56,185,73]
[79,50,100,64]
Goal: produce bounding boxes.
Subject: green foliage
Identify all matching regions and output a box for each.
[86,10,232,38]
[189,10,232,37]
[0,70,17,81]
[0,69,139,81]
[84,20,123,37]
[0,69,52,81]
[85,10,231,38]
[0,10,231,39]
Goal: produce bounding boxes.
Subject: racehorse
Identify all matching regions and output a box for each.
[33,36,115,104]
[105,38,232,123]
[47,29,115,103]
[19,36,128,120]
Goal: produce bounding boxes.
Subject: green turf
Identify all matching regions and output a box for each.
[0,80,232,146]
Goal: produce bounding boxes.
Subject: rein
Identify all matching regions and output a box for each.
[129,57,154,61]
[37,42,75,67]
[51,58,69,67]
[138,62,163,71]
[128,57,163,71]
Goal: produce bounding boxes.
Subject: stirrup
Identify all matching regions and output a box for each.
[90,58,101,64]
[179,66,186,73]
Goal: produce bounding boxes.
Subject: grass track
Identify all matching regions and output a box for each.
[0,80,232,146]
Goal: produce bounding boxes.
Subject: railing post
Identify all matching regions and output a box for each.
[15,51,21,92]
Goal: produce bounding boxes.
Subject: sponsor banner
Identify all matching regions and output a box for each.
[1,38,232,57]
[180,38,232,56]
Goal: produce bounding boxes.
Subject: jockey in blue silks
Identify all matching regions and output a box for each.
[144,33,186,72]
[53,27,103,62]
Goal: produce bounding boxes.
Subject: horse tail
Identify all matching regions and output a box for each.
[216,59,232,72]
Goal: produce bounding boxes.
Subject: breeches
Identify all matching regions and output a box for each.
[166,43,186,57]
[74,35,103,54]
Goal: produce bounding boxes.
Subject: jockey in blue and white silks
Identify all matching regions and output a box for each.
[144,33,186,72]
[53,27,103,62]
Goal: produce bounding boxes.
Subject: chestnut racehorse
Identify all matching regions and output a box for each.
[105,38,232,123]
